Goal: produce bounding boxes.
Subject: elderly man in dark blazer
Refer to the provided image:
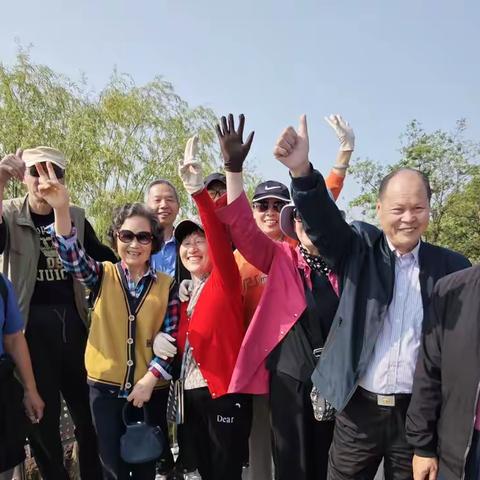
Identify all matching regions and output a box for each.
[272,115,470,480]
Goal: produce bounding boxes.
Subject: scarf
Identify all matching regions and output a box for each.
[299,246,331,277]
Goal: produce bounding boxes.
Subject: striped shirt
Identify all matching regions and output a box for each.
[360,240,423,394]
[49,225,179,383]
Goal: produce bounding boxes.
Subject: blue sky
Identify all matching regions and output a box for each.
[1,0,479,209]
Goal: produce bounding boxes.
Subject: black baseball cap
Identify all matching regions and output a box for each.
[204,172,226,189]
[174,219,204,245]
[252,180,290,203]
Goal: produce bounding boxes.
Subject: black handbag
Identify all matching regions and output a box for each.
[120,403,165,464]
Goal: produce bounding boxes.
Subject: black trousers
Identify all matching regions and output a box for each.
[183,387,252,480]
[25,304,102,480]
[328,387,413,480]
[270,371,334,480]
[89,385,170,480]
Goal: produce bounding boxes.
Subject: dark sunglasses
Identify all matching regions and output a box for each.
[252,200,287,213]
[292,208,302,222]
[29,163,65,179]
[208,188,226,199]
[117,230,153,245]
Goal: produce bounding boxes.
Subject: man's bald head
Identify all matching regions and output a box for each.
[378,168,431,202]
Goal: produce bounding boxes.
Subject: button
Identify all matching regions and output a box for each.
[190,347,194,351]
[128,315,135,322]
[212,392,216,398]
[294,313,298,317]
[204,379,208,383]
[125,382,132,389]
[280,330,284,335]
[127,360,133,366]
[127,338,133,345]
[264,348,268,352]
[197,362,200,366]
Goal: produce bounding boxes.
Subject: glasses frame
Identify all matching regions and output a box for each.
[116,229,153,245]
[252,200,287,213]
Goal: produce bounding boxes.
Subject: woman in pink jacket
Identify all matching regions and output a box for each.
[215,114,353,480]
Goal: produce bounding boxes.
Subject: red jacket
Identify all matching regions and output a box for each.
[177,188,244,398]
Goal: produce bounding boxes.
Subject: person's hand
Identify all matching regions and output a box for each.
[178,135,204,195]
[127,371,157,408]
[36,162,70,210]
[273,114,310,177]
[215,114,254,173]
[23,388,45,423]
[413,454,438,480]
[178,279,193,302]
[324,114,355,152]
[153,332,177,360]
[0,149,25,185]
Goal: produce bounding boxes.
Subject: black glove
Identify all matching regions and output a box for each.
[215,113,254,173]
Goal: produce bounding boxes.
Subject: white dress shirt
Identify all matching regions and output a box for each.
[359,240,423,394]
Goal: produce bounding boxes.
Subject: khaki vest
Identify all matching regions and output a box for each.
[85,262,172,390]
[0,195,87,326]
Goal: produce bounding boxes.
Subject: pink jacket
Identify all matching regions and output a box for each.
[216,192,338,394]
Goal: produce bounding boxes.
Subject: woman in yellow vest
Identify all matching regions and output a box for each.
[34,162,178,480]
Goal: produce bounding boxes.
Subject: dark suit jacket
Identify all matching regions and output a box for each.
[291,168,471,411]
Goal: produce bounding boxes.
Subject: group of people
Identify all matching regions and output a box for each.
[0,111,478,480]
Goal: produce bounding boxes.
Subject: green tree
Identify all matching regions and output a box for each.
[349,119,480,251]
[0,49,261,238]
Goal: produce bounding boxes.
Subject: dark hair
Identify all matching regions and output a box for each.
[378,168,432,202]
[107,203,164,254]
[144,179,179,203]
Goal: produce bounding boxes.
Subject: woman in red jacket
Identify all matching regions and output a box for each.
[154,136,251,480]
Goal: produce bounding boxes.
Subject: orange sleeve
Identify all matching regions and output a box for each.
[325,170,345,201]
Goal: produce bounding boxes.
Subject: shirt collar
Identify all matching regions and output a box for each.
[120,261,157,281]
[386,236,420,262]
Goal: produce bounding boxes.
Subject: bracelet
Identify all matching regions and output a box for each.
[333,164,348,170]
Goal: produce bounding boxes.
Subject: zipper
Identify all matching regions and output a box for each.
[461,380,480,480]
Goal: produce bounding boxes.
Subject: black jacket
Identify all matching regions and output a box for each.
[291,168,471,411]
[406,265,480,480]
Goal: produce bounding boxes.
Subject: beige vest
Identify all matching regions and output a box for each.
[0,195,88,326]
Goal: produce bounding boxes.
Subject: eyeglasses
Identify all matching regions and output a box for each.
[208,188,226,200]
[252,200,287,213]
[292,208,302,222]
[181,237,207,248]
[117,230,153,245]
[29,163,65,179]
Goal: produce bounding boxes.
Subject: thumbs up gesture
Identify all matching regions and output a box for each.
[273,115,310,177]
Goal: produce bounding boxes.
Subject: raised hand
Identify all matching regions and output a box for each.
[178,135,204,195]
[215,114,254,172]
[36,162,70,210]
[273,114,310,177]
[324,114,355,152]
[0,149,25,184]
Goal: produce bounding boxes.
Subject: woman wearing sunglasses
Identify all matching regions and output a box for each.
[33,162,178,480]
[155,135,251,480]
[214,113,354,480]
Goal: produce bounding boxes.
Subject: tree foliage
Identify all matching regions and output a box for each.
[0,49,260,238]
[349,119,480,259]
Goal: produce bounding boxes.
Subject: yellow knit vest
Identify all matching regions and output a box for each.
[85,262,173,390]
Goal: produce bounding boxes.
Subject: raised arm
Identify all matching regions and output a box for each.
[215,114,278,274]
[273,115,354,268]
[178,135,240,286]
[0,150,25,252]
[35,162,102,288]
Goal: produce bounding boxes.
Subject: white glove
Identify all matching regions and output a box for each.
[153,332,177,360]
[178,279,193,302]
[324,114,355,152]
[178,135,204,195]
